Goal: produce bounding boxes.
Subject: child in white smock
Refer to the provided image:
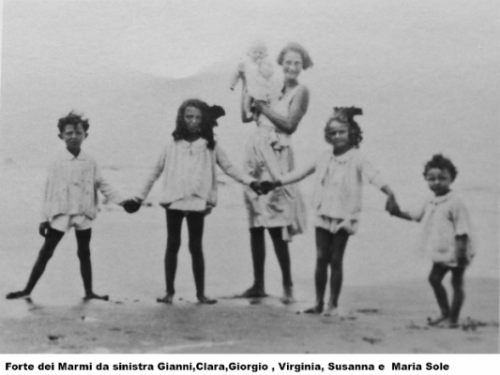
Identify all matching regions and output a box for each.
[131,99,259,305]
[389,154,476,328]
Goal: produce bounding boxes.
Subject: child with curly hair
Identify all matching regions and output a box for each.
[260,107,399,316]
[389,154,476,328]
[6,112,125,301]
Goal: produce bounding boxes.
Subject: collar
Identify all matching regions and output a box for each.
[62,148,87,161]
[429,190,454,205]
[332,148,356,164]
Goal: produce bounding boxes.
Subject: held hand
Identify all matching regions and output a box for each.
[260,180,281,194]
[39,221,50,237]
[204,206,213,216]
[123,199,142,214]
[253,100,267,112]
[385,195,400,216]
[250,181,263,195]
[456,255,469,268]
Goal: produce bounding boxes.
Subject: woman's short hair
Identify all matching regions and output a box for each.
[277,42,313,70]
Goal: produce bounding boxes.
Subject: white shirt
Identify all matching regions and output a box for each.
[137,138,254,211]
[280,148,387,220]
[410,191,476,267]
[42,149,123,221]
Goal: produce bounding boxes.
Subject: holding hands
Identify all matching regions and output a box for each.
[385,194,401,216]
[122,198,142,214]
[249,180,281,195]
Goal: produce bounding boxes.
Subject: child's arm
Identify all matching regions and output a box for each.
[279,162,316,185]
[229,62,245,90]
[135,146,167,201]
[253,85,309,134]
[240,80,255,123]
[215,144,255,185]
[95,163,125,205]
[455,234,469,267]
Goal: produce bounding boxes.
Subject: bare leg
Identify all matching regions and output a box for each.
[76,229,107,301]
[158,209,184,304]
[186,212,216,304]
[427,263,450,325]
[324,230,349,316]
[6,228,64,299]
[448,266,466,327]
[241,227,267,298]
[269,227,294,304]
[304,228,333,314]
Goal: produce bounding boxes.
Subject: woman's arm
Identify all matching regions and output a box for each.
[254,85,310,134]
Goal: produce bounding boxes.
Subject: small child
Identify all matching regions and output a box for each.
[131,99,259,305]
[6,112,124,301]
[260,107,399,316]
[229,41,282,120]
[389,154,476,328]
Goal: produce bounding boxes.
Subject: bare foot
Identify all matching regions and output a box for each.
[157,294,174,304]
[280,286,294,305]
[240,286,267,298]
[198,296,217,305]
[6,291,30,300]
[323,305,340,317]
[83,293,109,301]
[304,305,323,314]
[427,315,449,326]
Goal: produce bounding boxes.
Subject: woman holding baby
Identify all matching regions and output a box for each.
[238,42,313,303]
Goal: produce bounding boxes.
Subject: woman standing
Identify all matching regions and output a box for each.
[241,42,313,303]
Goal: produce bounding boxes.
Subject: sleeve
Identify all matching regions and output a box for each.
[95,163,124,204]
[136,146,167,200]
[40,167,51,222]
[451,197,473,236]
[215,143,254,185]
[279,162,316,185]
[359,155,387,189]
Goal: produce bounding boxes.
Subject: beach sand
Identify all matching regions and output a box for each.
[0,165,498,354]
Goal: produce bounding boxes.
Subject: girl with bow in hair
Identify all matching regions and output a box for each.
[261,107,400,316]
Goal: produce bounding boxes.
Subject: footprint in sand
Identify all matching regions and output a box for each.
[362,337,382,344]
[356,308,379,314]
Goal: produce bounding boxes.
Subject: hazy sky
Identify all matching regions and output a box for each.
[1,0,499,190]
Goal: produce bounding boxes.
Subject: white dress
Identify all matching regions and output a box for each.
[243,85,307,241]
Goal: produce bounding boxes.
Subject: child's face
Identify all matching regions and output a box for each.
[425,168,453,196]
[184,106,203,134]
[325,120,350,150]
[250,47,267,62]
[59,123,87,153]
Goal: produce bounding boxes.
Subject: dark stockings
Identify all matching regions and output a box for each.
[243,226,293,299]
[7,227,107,300]
[305,228,349,314]
[162,209,214,303]
[428,263,465,325]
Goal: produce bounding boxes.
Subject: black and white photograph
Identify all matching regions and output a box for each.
[0,0,498,359]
